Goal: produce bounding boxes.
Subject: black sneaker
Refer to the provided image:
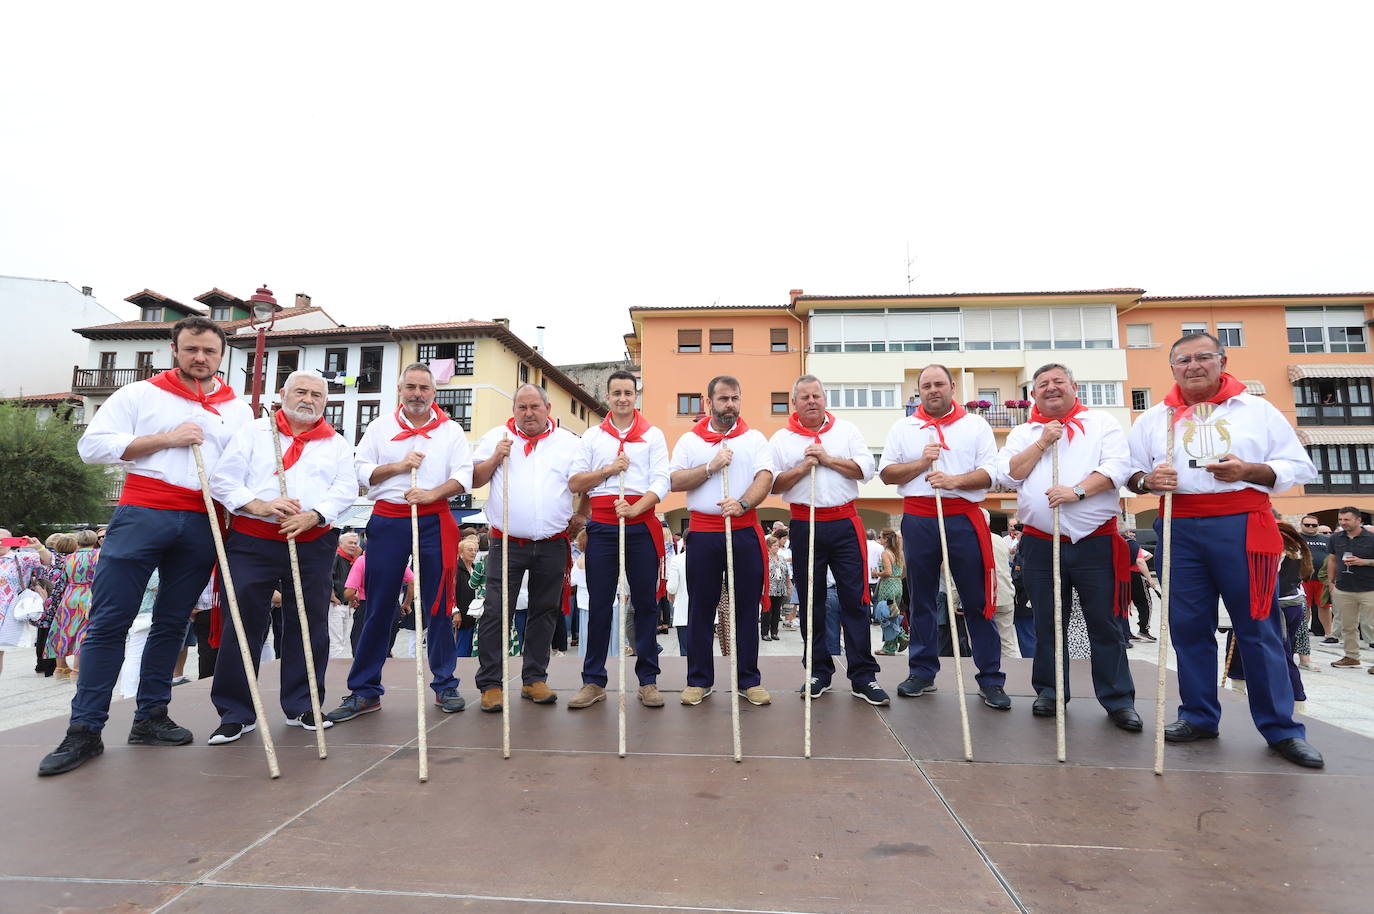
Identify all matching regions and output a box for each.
[128,707,194,746]
[285,712,334,731]
[896,676,937,698]
[979,685,1012,710]
[851,681,891,706]
[37,725,104,776]
[326,693,381,722]
[797,677,832,699]
[1321,636,1340,644]
[435,688,466,713]
[207,722,257,745]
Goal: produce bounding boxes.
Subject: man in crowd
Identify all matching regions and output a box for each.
[205,372,358,743]
[1297,515,1334,642]
[329,363,472,722]
[41,316,253,776]
[669,375,775,707]
[880,364,1009,709]
[1128,331,1322,767]
[472,384,584,711]
[1121,530,1157,642]
[998,362,1141,732]
[329,532,361,658]
[770,374,886,705]
[1328,507,1374,672]
[567,370,671,709]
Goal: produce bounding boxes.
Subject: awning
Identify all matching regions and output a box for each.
[1288,364,1374,381]
[1243,379,1266,395]
[1297,428,1374,447]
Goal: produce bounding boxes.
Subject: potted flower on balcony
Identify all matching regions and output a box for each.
[976,400,992,409]
[1003,399,1019,409]
[964,400,982,410]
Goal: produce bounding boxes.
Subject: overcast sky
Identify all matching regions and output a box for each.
[4,2,1370,364]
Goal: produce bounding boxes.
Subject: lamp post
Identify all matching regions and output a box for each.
[247,285,280,416]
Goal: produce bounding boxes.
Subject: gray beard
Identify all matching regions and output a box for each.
[285,405,319,424]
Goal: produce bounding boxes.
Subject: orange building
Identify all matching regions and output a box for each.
[626,305,804,530]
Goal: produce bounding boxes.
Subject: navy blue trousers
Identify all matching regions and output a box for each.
[901,513,1005,688]
[685,526,763,690]
[70,506,216,731]
[211,530,337,724]
[790,516,879,686]
[582,520,662,687]
[1157,514,1302,743]
[1020,533,1134,711]
[346,513,459,700]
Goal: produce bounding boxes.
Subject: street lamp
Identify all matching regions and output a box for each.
[247,285,280,416]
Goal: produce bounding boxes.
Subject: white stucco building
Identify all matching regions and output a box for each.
[0,275,125,398]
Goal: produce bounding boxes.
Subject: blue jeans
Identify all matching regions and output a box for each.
[877,600,904,643]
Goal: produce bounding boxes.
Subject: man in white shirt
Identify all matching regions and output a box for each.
[201,372,358,744]
[1128,331,1322,768]
[41,317,253,777]
[996,362,1141,733]
[880,364,1009,709]
[770,375,887,706]
[669,375,775,707]
[328,363,474,722]
[567,371,671,709]
[471,384,585,712]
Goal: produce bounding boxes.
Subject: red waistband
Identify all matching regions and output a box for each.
[1023,517,1119,542]
[492,527,570,546]
[589,494,656,527]
[231,515,332,543]
[1167,488,1271,518]
[1023,516,1133,617]
[372,499,449,519]
[789,501,857,521]
[903,495,981,518]
[119,473,207,513]
[689,509,761,533]
[1165,488,1281,620]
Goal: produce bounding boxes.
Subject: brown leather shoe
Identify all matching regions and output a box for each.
[638,684,665,707]
[480,688,503,713]
[521,681,558,704]
[567,683,606,709]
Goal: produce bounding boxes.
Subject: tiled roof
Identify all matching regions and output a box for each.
[75,307,325,337]
[392,320,502,333]
[796,288,1145,301]
[224,324,392,345]
[1140,292,1373,302]
[628,305,792,312]
[0,391,78,403]
[194,288,244,304]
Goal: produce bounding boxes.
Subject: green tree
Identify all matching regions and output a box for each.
[0,405,111,534]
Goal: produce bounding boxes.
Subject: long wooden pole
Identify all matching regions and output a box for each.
[723,461,742,763]
[1051,442,1066,763]
[410,469,429,783]
[617,472,628,758]
[803,466,816,760]
[1154,410,1176,776]
[501,438,511,759]
[932,441,973,762]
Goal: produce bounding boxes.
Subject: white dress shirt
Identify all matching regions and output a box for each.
[769,418,875,506]
[210,416,360,526]
[354,408,474,504]
[1128,394,1316,495]
[78,378,253,486]
[995,409,1131,543]
[667,549,690,627]
[572,422,671,500]
[473,423,581,540]
[879,412,997,503]
[669,426,776,515]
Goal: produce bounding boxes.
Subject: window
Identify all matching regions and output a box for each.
[831,383,900,409]
[677,393,702,415]
[210,305,231,322]
[135,352,154,375]
[274,350,299,391]
[771,392,789,414]
[1078,382,1122,407]
[709,329,733,352]
[140,306,161,322]
[323,402,344,434]
[1305,445,1374,493]
[1181,322,1207,336]
[1021,308,1051,349]
[1294,378,1374,426]
[1080,307,1115,348]
[358,346,384,393]
[962,309,1021,350]
[677,329,701,353]
[356,401,381,444]
[1130,389,1151,411]
[519,363,530,384]
[1216,322,1244,348]
[324,348,348,392]
[1288,307,1367,354]
[770,328,789,352]
[434,388,473,431]
[415,341,475,374]
[242,351,257,394]
[1125,324,1153,348]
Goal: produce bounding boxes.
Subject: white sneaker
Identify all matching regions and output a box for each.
[207,722,257,745]
[285,712,334,731]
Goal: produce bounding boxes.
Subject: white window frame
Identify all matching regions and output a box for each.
[1125,324,1153,348]
[1079,381,1123,408]
[1130,388,1151,411]
[1216,321,1244,348]
[1181,322,1208,336]
[830,383,901,409]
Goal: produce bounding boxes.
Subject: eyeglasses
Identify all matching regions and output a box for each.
[1301,523,1318,528]
[1170,351,1222,366]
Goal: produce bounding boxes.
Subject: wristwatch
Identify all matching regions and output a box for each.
[738,499,751,513]
[1072,485,1086,501]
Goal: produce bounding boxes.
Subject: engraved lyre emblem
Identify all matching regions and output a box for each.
[1180,402,1232,463]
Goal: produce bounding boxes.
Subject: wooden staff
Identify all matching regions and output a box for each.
[268,418,327,760]
[1051,441,1066,763]
[1154,410,1176,776]
[191,444,280,779]
[617,472,628,758]
[409,469,429,783]
[932,440,973,762]
[804,465,816,760]
[723,461,742,763]
[501,438,511,759]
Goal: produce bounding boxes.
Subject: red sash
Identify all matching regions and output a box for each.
[231,514,332,543]
[787,500,870,604]
[1167,489,1282,620]
[147,370,236,415]
[120,473,208,513]
[1022,517,1132,617]
[372,499,460,617]
[491,527,574,616]
[589,495,668,598]
[275,410,335,470]
[689,509,768,603]
[1029,399,1089,444]
[903,495,997,618]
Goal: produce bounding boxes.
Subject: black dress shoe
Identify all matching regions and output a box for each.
[1031,696,1056,717]
[1163,719,1219,743]
[1270,737,1324,769]
[1108,707,1143,732]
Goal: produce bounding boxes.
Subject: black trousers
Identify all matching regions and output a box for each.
[192,610,218,680]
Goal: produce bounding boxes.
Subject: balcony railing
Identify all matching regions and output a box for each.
[967,405,1029,427]
[1296,404,1374,426]
[72,366,161,393]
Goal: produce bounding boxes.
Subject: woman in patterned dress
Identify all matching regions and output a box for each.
[874,529,908,655]
[46,529,99,677]
[36,533,76,676]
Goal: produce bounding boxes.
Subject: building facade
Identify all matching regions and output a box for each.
[0,275,124,398]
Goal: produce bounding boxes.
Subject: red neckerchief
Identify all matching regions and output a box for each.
[600,410,651,454]
[148,370,236,416]
[914,402,967,450]
[785,411,836,443]
[391,404,448,440]
[335,547,356,563]
[691,415,749,445]
[1029,399,1089,443]
[1163,372,1248,425]
[275,409,335,470]
[506,417,556,455]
